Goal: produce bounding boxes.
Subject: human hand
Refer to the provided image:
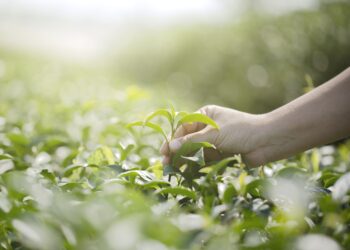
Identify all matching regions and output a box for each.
[160,105,268,167]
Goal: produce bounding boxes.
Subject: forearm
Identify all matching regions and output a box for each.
[258,67,350,165]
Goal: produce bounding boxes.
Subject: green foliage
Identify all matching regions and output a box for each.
[87,146,115,166]
[0,74,349,249]
[1,3,350,249]
[127,108,219,142]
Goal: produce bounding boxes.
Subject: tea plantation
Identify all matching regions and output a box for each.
[0,57,349,250]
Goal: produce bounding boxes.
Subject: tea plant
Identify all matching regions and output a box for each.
[0,74,349,250]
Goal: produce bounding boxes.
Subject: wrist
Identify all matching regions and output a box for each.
[244,111,289,167]
[254,110,297,165]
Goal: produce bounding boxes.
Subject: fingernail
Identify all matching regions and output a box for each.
[169,139,182,152]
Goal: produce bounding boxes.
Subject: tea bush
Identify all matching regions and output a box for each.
[0,69,349,250]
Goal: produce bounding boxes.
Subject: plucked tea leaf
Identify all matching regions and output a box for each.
[176,113,219,130]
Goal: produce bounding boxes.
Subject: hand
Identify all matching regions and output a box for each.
[160,105,268,167]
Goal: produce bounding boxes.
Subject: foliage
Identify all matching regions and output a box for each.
[0,2,350,249]
[0,75,349,250]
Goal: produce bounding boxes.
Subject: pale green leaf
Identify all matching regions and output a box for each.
[144,109,173,125]
[87,146,115,167]
[176,113,219,130]
[126,121,167,141]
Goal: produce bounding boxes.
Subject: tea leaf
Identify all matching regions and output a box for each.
[204,157,237,178]
[176,113,219,130]
[87,146,115,167]
[126,121,168,141]
[246,179,267,198]
[147,161,163,179]
[181,147,205,167]
[158,187,196,200]
[144,109,173,125]
[0,154,13,160]
[276,166,307,178]
[172,141,215,167]
[223,184,237,204]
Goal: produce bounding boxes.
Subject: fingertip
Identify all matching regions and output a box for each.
[160,142,169,155]
[169,138,182,153]
[162,156,170,165]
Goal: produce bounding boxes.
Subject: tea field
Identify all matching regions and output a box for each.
[0,55,349,250]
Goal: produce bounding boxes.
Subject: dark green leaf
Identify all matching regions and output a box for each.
[172,142,215,167]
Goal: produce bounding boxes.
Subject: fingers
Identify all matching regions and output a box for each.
[160,119,206,157]
[203,148,232,162]
[160,141,169,155]
[173,121,205,138]
[160,105,217,161]
[162,155,170,165]
[159,123,201,159]
[161,126,219,165]
[169,126,218,153]
[172,105,212,139]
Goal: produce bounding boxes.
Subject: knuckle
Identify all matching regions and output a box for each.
[200,105,217,116]
[183,135,191,142]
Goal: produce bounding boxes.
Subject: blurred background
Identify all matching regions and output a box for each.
[0,0,350,113]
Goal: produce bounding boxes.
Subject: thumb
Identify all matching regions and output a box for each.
[168,127,217,153]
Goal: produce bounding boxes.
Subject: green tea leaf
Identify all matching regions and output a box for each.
[118,143,135,162]
[174,111,189,123]
[138,180,170,189]
[246,179,267,198]
[87,146,115,167]
[118,170,154,182]
[6,133,29,147]
[147,161,163,179]
[126,121,167,141]
[144,109,173,125]
[176,113,219,130]
[40,169,56,184]
[181,147,205,166]
[0,154,13,160]
[311,149,320,173]
[172,141,215,167]
[63,164,83,177]
[204,157,237,178]
[276,166,308,178]
[158,187,196,200]
[163,164,179,176]
[223,184,237,204]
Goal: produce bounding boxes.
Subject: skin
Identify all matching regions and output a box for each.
[160,67,350,167]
